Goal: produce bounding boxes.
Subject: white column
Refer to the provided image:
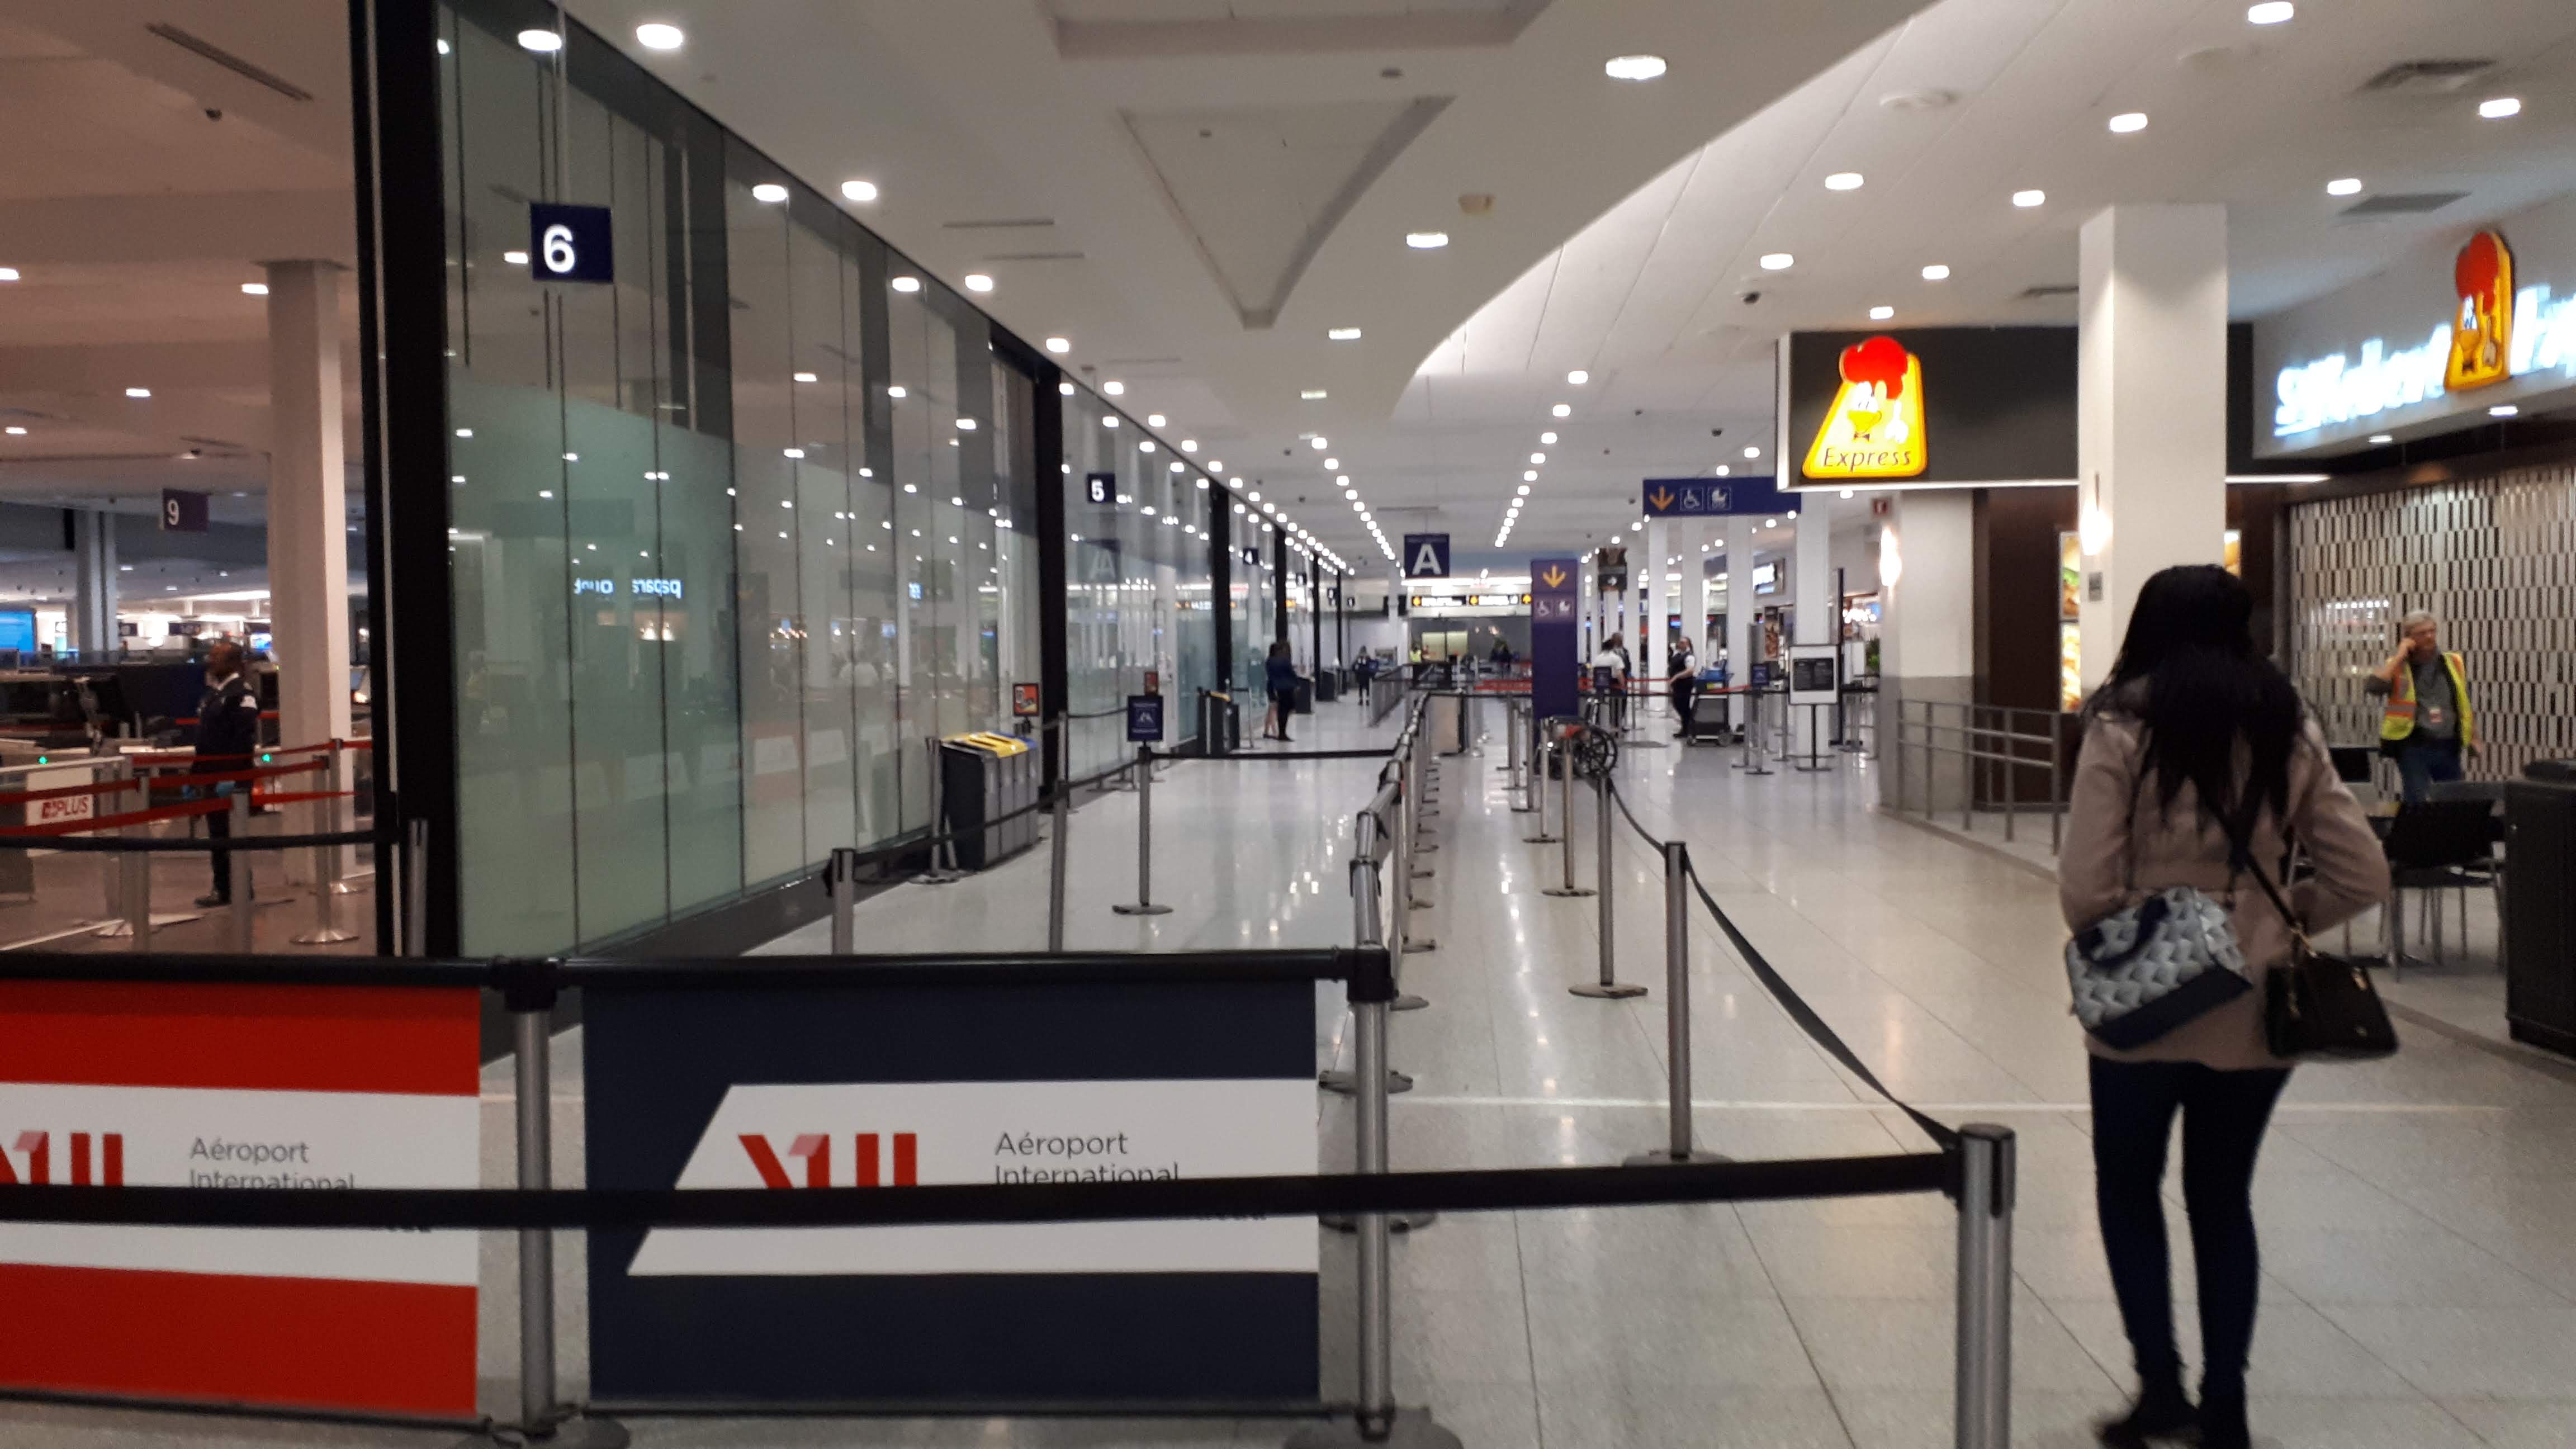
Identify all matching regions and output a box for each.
[264,261,354,854]
[1792,492,1839,753]
[1880,491,1976,808]
[2076,204,2229,690]
[1645,519,1671,687]
[1722,517,1754,684]
[1690,521,1717,661]
[70,510,117,659]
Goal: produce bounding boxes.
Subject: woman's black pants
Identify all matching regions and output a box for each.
[2088,1054,2290,1398]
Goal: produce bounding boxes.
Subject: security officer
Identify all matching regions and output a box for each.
[2365,609,2476,803]
[193,641,262,907]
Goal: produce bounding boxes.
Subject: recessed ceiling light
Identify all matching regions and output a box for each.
[1604,54,1667,82]
[2012,189,2047,208]
[2369,433,2394,444]
[1103,380,1124,396]
[1524,470,1538,482]
[1540,431,1557,444]
[1323,457,1339,469]
[891,275,921,293]
[1301,389,1328,400]
[0,268,17,282]
[793,371,818,383]
[1715,465,1730,476]
[1567,370,1589,385]
[887,384,908,398]
[1045,337,1071,354]
[1824,172,1864,191]
[2326,177,2364,197]
[1530,452,1547,465]
[1327,326,1363,341]
[1183,439,1199,452]
[841,179,879,203]
[1147,414,1166,427]
[2479,96,2521,120]
[1921,264,1952,281]
[957,418,978,431]
[1744,445,1761,459]
[963,273,994,293]
[2490,404,2518,416]
[751,183,789,203]
[1517,485,1531,496]
[1405,231,1450,250]
[1310,437,1329,449]
[635,22,684,50]
[517,29,562,52]
[503,250,529,265]
[1551,403,1571,418]
[124,387,151,399]
[2246,1,2293,22]
[3,427,22,436]
[1759,253,1794,271]
[1869,305,1895,321]
[2106,112,2148,134]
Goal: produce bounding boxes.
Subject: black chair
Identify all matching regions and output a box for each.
[2380,794,2505,976]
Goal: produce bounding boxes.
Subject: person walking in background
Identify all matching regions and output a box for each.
[2365,610,2476,802]
[192,640,262,908]
[2060,566,2388,1449]
[1261,640,1299,744]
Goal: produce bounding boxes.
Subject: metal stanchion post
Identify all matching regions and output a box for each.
[291,826,359,946]
[1112,745,1171,917]
[1046,787,1070,951]
[827,846,859,954]
[323,741,357,895]
[228,791,255,953]
[1571,765,1644,1000]
[1954,1124,2017,1449]
[506,988,630,1449]
[120,819,151,951]
[1543,741,1590,899]
[402,817,428,957]
[1627,841,1721,1164]
[919,737,962,884]
[1523,733,1558,844]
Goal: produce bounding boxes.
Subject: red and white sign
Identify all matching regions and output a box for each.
[0,982,480,1417]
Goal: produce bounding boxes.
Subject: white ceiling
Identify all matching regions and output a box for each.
[571,0,2576,570]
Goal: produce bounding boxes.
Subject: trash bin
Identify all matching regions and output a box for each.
[1198,690,1239,756]
[938,732,1036,872]
[1313,671,1339,704]
[1292,676,1315,716]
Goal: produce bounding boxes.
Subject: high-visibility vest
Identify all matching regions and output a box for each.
[2379,651,2474,747]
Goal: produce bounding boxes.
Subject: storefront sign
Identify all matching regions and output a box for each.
[1783,327,2076,488]
[583,978,1318,1401]
[1803,336,1927,480]
[2259,201,2576,453]
[0,983,480,1416]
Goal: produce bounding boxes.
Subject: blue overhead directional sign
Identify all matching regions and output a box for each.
[1126,694,1165,743]
[1401,533,1451,578]
[1640,475,1790,519]
[1530,556,1581,724]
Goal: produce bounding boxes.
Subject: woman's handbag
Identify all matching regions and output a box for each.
[2243,857,2399,1062]
[2064,887,2253,1049]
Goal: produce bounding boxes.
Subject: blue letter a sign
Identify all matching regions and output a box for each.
[1401,533,1450,579]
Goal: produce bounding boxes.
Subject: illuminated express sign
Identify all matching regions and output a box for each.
[1803,335,1926,480]
[2273,229,2576,439]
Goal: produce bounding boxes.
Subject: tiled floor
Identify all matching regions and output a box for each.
[11,696,2575,1447]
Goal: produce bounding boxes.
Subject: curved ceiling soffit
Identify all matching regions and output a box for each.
[1268,0,1940,419]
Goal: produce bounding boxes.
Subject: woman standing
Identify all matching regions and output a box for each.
[2060,566,2386,1449]
[1262,640,1299,744]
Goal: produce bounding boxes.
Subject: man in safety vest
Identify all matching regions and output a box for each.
[2365,610,2476,803]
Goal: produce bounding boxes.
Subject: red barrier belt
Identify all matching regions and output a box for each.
[144,760,328,792]
[250,789,356,806]
[0,777,144,807]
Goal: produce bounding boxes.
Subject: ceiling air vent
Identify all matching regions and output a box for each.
[2018,284,2079,301]
[2341,192,2468,218]
[2358,59,2494,94]
[146,23,315,102]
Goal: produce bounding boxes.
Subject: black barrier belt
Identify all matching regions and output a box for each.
[1603,778,1959,1152]
[11,828,383,856]
[1182,749,1396,763]
[0,1151,1956,1232]
[0,947,1383,997]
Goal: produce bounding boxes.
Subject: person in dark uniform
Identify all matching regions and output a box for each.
[1263,640,1300,744]
[193,641,261,907]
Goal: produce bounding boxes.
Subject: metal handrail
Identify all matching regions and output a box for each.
[1887,698,2068,854]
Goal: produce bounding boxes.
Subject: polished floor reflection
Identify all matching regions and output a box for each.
[10,699,2574,1448]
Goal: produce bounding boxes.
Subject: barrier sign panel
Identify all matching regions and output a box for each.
[584,979,1319,1402]
[0,983,480,1417]
[1011,681,1040,717]
[1788,643,1839,705]
[1126,693,1164,742]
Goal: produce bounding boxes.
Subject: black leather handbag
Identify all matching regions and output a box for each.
[2244,856,2399,1062]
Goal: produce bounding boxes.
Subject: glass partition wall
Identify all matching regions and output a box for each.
[425,0,1258,953]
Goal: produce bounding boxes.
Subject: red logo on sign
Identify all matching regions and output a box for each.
[0,1130,124,1185]
[739,1132,917,1188]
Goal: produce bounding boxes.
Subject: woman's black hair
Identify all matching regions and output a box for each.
[2089,564,2303,840]
[1267,640,1290,659]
